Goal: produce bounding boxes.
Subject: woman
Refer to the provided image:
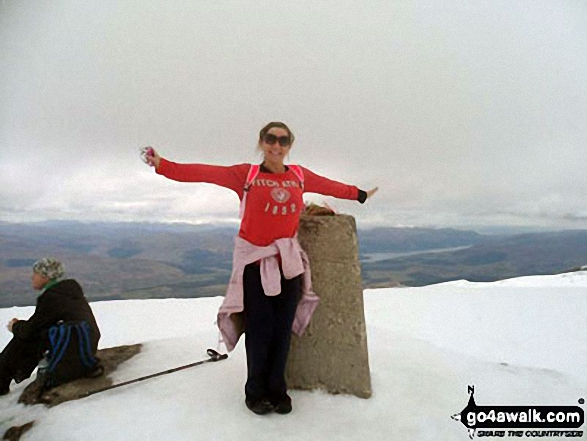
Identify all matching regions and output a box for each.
[1,258,101,395]
[144,122,377,415]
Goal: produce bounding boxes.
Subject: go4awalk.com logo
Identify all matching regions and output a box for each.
[451,386,584,439]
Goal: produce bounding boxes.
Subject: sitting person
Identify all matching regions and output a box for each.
[0,258,102,395]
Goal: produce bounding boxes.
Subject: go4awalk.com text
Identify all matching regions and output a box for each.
[452,386,584,439]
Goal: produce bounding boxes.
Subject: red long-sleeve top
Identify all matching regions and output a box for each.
[156,159,360,246]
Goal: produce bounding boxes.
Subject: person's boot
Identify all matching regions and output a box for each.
[12,369,29,384]
[245,398,274,415]
[85,363,104,379]
[271,393,292,414]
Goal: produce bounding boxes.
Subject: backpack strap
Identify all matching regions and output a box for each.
[48,323,72,372]
[243,164,260,191]
[289,165,304,190]
[76,322,98,368]
[239,164,260,219]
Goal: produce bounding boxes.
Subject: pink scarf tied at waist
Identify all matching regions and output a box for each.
[217,236,319,352]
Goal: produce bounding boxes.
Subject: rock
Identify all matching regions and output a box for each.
[19,344,142,407]
[2,422,33,441]
[4,345,142,441]
[285,214,372,398]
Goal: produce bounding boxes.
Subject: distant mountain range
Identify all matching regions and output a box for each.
[359,228,587,287]
[1,220,586,307]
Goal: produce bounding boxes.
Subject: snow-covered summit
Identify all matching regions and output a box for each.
[1,272,586,440]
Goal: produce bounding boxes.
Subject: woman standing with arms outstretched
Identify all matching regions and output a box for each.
[144,122,377,415]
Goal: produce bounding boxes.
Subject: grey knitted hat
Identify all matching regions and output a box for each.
[33,258,65,280]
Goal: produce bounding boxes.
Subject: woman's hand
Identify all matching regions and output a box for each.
[143,146,161,169]
[366,187,379,199]
[7,318,18,333]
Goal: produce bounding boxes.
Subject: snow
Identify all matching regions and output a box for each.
[1,272,586,440]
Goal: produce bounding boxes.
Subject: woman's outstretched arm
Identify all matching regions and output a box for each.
[143,146,249,197]
[301,166,378,203]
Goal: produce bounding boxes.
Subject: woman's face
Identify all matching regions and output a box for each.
[31,271,49,290]
[259,127,292,166]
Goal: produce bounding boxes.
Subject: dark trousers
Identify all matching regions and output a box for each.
[0,336,41,388]
[243,263,301,402]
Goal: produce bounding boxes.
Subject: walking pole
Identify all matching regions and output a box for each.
[82,349,228,398]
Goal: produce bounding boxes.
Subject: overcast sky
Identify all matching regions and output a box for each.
[1,0,586,230]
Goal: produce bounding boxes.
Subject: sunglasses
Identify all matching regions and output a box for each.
[263,133,291,147]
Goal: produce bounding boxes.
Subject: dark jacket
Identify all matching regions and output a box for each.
[12,279,101,353]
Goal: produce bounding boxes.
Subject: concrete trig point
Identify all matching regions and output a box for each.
[286,214,372,398]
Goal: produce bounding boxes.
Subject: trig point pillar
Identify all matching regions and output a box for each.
[286,214,372,398]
